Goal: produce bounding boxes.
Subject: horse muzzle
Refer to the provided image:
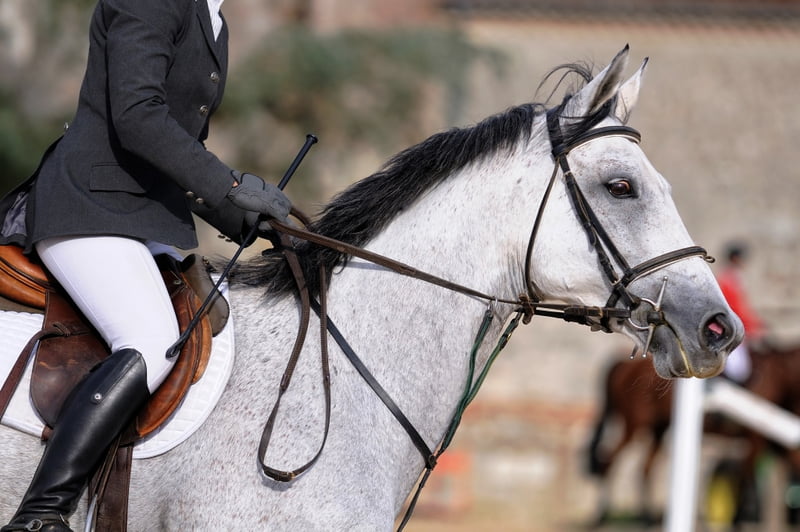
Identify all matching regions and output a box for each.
[649,305,744,379]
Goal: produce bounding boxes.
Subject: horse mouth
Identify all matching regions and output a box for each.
[656,349,722,379]
[650,311,741,379]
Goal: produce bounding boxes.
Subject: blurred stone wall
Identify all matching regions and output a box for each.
[2,1,799,529]
[415,16,800,531]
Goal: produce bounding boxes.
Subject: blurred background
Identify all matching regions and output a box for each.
[2,0,799,530]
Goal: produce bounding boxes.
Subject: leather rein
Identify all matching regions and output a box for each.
[248,119,713,527]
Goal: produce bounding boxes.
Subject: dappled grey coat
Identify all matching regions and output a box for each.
[0,0,248,251]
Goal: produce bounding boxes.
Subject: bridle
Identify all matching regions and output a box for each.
[522,110,714,351]
[188,114,716,530]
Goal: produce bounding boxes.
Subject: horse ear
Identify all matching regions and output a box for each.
[614,57,648,124]
[563,45,630,119]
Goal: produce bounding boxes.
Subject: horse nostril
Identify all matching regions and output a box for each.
[701,313,731,349]
[707,318,724,339]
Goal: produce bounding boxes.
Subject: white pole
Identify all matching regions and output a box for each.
[664,377,705,532]
[704,379,800,448]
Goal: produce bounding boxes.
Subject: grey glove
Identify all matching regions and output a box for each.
[227,170,291,223]
[244,210,274,235]
[243,208,300,244]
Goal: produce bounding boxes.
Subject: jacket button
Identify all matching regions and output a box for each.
[186,191,196,199]
[195,197,205,205]
[199,105,209,116]
[210,72,220,83]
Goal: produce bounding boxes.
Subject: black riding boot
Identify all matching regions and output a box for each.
[2,349,149,532]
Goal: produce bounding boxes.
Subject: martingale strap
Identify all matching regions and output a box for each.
[309,297,523,532]
[252,115,715,528]
[309,298,436,469]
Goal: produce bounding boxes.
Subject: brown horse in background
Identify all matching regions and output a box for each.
[586,342,800,526]
[740,343,800,523]
[586,356,675,524]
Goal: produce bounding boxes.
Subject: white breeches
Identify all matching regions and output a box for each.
[35,236,180,393]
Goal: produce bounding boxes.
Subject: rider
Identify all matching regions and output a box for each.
[716,242,765,384]
[0,1,289,530]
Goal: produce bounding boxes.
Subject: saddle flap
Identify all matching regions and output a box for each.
[131,264,213,438]
[31,290,108,427]
[180,254,229,337]
[0,244,52,309]
[27,254,215,440]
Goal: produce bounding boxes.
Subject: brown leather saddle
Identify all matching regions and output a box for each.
[0,243,230,531]
[0,243,230,436]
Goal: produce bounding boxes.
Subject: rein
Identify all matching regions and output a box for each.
[254,216,531,488]
[224,120,715,529]
[268,218,630,327]
[256,230,525,529]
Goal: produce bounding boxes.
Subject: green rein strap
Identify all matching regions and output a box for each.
[442,306,523,450]
[397,307,524,531]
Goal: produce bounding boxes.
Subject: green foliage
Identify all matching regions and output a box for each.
[0,0,93,195]
[226,26,503,127]
[0,12,507,205]
[0,91,53,194]
[219,26,506,202]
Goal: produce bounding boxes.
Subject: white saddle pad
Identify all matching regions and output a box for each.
[0,282,235,460]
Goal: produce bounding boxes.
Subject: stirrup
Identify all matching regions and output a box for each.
[1,513,71,532]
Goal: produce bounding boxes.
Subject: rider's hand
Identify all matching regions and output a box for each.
[227,170,291,223]
[243,210,276,237]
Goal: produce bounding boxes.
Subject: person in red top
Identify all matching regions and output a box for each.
[716,242,765,383]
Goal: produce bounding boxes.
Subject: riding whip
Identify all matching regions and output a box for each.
[165,134,318,359]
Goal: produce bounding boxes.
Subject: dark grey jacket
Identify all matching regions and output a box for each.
[2,0,248,251]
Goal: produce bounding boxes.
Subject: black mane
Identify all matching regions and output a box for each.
[231,63,613,298]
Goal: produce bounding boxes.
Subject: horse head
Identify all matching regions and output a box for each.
[247,46,742,380]
[528,46,743,378]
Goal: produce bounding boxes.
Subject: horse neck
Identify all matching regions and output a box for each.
[324,136,552,456]
[363,137,552,303]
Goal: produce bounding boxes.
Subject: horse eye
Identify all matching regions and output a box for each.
[606,179,633,198]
